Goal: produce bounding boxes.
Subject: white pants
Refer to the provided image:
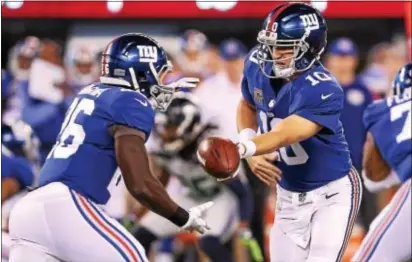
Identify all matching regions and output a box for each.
[352,178,411,262]
[139,188,239,243]
[8,182,148,262]
[270,169,363,262]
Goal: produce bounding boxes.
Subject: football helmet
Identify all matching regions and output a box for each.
[257,3,327,79]
[392,63,412,96]
[101,33,186,111]
[154,92,214,156]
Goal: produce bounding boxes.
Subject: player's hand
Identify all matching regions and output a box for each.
[246,153,281,185]
[167,77,200,90]
[181,201,213,234]
[237,227,264,262]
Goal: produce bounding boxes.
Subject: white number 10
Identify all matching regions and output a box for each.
[259,112,309,165]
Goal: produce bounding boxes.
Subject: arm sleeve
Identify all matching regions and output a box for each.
[110,92,155,141]
[2,155,34,189]
[241,76,255,106]
[291,84,344,134]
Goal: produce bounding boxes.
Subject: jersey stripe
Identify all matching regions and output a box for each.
[266,3,291,31]
[335,168,362,262]
[71,191,140,262]
[69,191,132,262]
[85,197,146,262]
[356,179,411,262]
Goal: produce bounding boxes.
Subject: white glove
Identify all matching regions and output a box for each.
[167,77,200,90]
[181,201,214,234]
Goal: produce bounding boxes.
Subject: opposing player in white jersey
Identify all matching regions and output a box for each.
[8,33,213,262]
[235,3,362,261]
[352,63,412,262]
[134,92,261,262]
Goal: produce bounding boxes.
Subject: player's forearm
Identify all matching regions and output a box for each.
[237,98,258,133]
[1,178,21,204]
[362,132,391,181]
[240,115,321,157]
[115,134,189,226]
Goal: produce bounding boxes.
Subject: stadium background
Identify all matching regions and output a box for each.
[1,1,411,262]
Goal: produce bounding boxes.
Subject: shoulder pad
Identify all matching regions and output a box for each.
[363,99,388,131]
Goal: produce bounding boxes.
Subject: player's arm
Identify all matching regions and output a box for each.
[237,76,281,185]
[361,132,400,192]
[244,115,322,156]
[112,125,189,226]
[1,178,21,204]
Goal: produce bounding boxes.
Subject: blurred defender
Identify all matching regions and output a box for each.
[352,63,412,262]
[234,3,362,261]
[135,93,259,262]
[8,33,211,262]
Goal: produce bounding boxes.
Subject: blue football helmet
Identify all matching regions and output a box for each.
[257,3,327,78]
[1,121,40,164]
[100,33,175,111]
[392,63,412,96]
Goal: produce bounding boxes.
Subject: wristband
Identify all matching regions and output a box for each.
[239,128,257,142]
[238,140,257,159]
[167,206,190,227]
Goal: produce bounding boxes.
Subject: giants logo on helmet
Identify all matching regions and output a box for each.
[137,45,158,63]
[300,13,319,30]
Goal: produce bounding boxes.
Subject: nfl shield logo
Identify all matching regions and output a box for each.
[254,88,263,104]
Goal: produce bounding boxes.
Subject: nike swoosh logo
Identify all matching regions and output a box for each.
[325,192,339,199]
[321,93,334,100]
[134,98,148,107]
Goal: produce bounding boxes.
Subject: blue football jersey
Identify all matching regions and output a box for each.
[242,48,351,192]
[1,154,34,190]
[363,93,412,182]
[39,83,155,204]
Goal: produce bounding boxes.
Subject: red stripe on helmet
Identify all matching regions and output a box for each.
[267,3,292,32]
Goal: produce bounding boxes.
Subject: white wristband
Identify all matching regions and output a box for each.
[238,140,257,159]
[362,170,401,193]
[239,128,257,142]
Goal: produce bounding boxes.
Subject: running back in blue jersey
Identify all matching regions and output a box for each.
[242,48,351,192]
[363,91,412,182]
[39,84,155,204]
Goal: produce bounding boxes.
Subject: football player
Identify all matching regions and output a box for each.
[8,33,211,262]
[233,3,362,261]
[352,63,411,262]
[134,92,261,262]
[2,121,39,261]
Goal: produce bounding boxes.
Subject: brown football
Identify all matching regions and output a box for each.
[197,137,240,180]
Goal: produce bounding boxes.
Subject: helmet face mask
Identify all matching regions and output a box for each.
[391,63,412,97]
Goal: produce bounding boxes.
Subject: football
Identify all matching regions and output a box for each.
[197,137,240,180]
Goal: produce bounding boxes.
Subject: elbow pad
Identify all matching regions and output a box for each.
[362,170,401,193]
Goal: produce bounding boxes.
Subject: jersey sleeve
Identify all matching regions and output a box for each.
[110,90,155,141]
[363,99,387,132]
[1,155,35,189]
[290,82,344,134]
[241,76,255,106]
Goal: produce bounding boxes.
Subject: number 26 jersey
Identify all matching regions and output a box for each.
[38,83,155,204]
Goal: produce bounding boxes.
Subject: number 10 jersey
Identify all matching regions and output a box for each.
[242,48,352,192]
[38,83,155,204]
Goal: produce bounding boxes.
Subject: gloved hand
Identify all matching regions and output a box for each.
[238,228,264,262]
[167,77,200,90]
[181,201,214,234]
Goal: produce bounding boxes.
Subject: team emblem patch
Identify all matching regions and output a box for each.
[254,88,263,104]
[298,192,307,202]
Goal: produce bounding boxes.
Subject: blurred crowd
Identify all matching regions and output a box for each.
[1,28,409,262]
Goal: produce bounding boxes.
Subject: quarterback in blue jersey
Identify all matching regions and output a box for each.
[353,63,412,262]
[8,33,213,262]
[233,3,362,261]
